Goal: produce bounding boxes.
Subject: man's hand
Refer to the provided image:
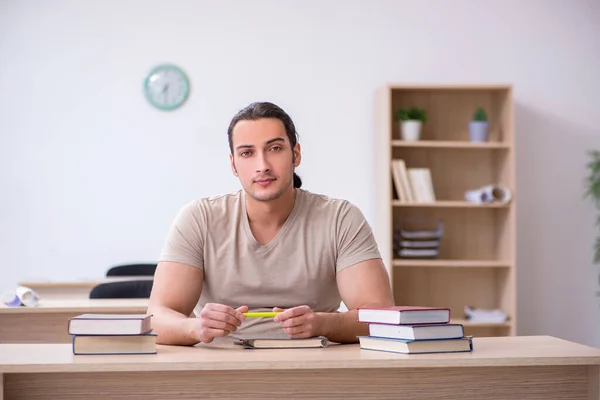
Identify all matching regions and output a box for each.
[193,303,248,343]
[273,306,319,338]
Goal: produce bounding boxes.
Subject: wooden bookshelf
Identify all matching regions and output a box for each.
[375,84,516,338]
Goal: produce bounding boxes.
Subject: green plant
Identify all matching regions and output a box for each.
[585,150,600,263]
[472,107,488,122]
[394,107,427,123]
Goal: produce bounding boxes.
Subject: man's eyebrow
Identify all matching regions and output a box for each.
[235,137,285,150]
[265,137,285,145]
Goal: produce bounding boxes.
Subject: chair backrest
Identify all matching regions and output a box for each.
[89,280,154,299]
[106,263,157,277]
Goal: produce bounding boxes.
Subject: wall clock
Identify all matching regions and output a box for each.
[143,64,190,111]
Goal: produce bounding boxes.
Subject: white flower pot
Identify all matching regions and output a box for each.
[469,121,489,142]
[400,120,422,141]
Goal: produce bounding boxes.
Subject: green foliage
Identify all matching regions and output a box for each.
[394,107,428,123]
[585,150,600,263]
[472,107,488,122]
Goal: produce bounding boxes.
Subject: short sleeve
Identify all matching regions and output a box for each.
[335,201,382,272]
[157,201,205,269]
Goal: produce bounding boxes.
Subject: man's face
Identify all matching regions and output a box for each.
[230,118,301,202]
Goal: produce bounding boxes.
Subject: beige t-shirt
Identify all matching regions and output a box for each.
[158,188,381,339]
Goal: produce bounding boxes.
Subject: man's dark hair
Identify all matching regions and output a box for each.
[227,101,302,188]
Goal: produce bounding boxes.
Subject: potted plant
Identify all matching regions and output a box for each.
[469,107,489,142]
[585,150,600,264]
[394,107,427,141]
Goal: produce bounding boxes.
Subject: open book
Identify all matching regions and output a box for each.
[234,336,330,349]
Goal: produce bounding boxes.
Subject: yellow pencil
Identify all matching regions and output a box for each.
[243,311,281,318]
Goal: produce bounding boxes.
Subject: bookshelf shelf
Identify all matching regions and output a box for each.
[451,319,512,328]
[392,259,512,268]
[392,200,510,208]
[376,84,516,338]
[391,140,510,149]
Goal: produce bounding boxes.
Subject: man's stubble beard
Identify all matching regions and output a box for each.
[246,171,294,202]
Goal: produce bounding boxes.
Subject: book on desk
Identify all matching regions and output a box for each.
[357,306,473,354]
[69,313,157,355]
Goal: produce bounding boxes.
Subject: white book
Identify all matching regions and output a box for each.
[395,160,414,203]
[369,323,464,340]
[68,313,153,335]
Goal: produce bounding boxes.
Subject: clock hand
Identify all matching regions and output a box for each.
[162,83,169,101]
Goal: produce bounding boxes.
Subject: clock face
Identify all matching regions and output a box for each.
[144,64,190,111]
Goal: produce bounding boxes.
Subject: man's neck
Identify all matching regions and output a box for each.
[245,187,297,229]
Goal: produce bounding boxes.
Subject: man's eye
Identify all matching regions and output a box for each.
[270,146,281,151]
[240,151,251,157]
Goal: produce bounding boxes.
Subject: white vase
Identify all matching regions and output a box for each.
[469,121,489,142]
[400,120,422,141]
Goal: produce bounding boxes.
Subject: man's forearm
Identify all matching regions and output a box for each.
[315,309,368,344]
[150,306,199,346]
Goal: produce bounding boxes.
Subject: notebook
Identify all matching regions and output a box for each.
[235,336,330,349]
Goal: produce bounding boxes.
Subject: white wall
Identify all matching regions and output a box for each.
[1,0,599,346]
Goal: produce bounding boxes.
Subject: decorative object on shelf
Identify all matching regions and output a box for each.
[394,217,443,258]
[584,149,600,264]
[464,305,508,323]
[464,184,511,205]
[394,107,427,141]
[143,63,190,111]
[469,107,489,142]
[1,285,40,307]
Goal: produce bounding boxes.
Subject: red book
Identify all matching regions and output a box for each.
[358,306,451,325]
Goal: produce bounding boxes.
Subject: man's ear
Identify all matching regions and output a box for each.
[293,143,302,168]
[230,154,238,176]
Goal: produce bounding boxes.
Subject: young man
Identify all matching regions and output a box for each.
[147,102,394,345]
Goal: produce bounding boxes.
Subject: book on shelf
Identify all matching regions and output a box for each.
[234,336,330,349]
[358,306,450,325]
[358,335,473,354]
[407,168,436,203]
[391,159,436,203]
[72,332,157,355]
[68,313,153,335]
[391,159,414,203]
[397,248,439,258]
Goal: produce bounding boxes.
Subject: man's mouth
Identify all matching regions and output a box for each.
[255,178,275,186]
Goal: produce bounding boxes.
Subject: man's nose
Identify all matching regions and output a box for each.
[255,152,271,173]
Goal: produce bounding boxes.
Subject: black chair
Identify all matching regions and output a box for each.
[105,263,157,277]
[89,280,154,299]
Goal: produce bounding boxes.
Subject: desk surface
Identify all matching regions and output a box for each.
[1,335,599,374]
[0,298,148,314]
[18,276,153,289]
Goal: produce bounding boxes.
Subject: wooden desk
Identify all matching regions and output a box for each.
[0,299,148,344]
[18,277,153,300]
[0,336,599,399]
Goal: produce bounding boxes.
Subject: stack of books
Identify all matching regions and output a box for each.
[357,306,473,354]
[68,313,157,355]
[394,218,443,259]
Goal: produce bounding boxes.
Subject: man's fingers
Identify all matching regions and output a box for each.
[204,318,239,332]
[204,309,242,327]
[283,324,307,335]
[280,316,305,328]
[201,326,233,339]
[235,305,248,320]
[285,328,313,339]
[274,305,309,322]
[205,303,240,319]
